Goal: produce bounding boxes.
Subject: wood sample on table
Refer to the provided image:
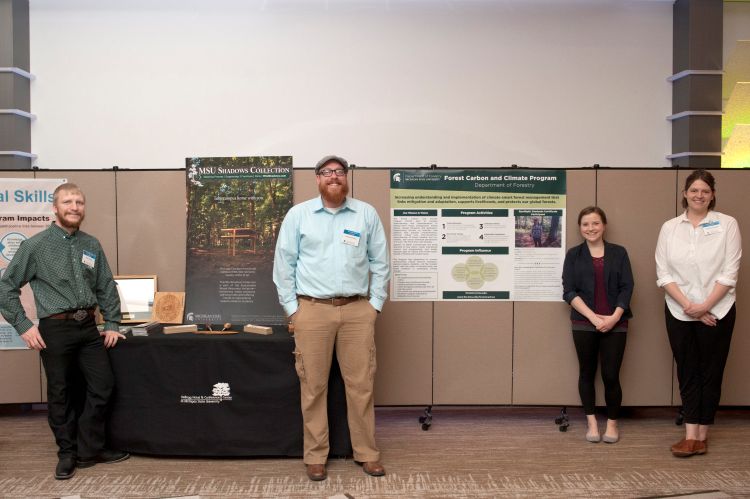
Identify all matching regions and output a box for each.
[152,292,185,324]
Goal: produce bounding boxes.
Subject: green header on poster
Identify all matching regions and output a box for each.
[442,291,511,300]
[442,209,508,217]
[515,209,563,216]
[390,169,566,195]
[393,209,439,216]
[442,247,509,255]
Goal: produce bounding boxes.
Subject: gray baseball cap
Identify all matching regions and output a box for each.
[314,155,349,174]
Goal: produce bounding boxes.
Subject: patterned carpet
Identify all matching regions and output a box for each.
[1,407,749,498]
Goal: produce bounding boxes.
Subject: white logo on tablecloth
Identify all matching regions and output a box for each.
[180,382,233,404]
[212,382,230,397]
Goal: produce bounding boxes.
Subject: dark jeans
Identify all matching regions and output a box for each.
[39,316,114,459]
[666,304,735,425]
[572,329,626,420]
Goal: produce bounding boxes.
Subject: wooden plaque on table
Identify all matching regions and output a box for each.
[152,292,185,324]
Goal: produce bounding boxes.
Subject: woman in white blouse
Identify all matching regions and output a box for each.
[655,169,741,458]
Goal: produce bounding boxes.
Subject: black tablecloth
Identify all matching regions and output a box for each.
[107,328,352,457]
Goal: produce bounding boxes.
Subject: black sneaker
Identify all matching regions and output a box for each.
[77,449,130,468]
[55,456,77,480]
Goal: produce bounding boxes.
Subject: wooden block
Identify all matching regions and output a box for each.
[163,324,198,334]
[243,324,273,335]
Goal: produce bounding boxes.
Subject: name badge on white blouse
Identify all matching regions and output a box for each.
[700,220,722,235]
[82,250,96,268]
[342,229,361,247]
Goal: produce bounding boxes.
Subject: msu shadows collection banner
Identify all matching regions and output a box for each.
[185,157,292,326]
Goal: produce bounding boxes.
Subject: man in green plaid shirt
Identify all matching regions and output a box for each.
[0,183,129,480]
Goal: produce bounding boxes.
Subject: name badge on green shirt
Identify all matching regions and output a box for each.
[82,250,96,268]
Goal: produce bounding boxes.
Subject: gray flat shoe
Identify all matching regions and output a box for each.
[586,433,601,443]
[602,434,619,443]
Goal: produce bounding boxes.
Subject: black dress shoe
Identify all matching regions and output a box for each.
[77,449,130,468]
[55,457,76,480]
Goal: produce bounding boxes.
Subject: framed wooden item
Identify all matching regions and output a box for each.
[114,275,157,323]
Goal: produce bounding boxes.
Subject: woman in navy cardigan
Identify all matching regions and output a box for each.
[562,206,634,444]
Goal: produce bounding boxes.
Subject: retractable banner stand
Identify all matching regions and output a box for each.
[0,178,66,348]
[390,169,566,302]
[184,157,292,326]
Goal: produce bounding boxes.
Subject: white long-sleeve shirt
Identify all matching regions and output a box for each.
[655,211,741,321]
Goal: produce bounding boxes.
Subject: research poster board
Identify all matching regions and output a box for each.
[0,178,66,348]
[184,157,292,326]
[390,169,566,301]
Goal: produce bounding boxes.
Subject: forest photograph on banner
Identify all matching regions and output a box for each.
[185,156,292,326]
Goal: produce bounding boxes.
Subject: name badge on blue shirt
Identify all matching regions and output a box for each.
[700,220,722,235]
[342,229,361,247]
[82,250,96,268]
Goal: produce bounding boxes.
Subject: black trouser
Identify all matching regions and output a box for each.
[38,316,114,459]
[572,329,627,420]
[666,305,735,425]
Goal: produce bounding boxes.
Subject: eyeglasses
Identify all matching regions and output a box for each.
[318,169,347,177]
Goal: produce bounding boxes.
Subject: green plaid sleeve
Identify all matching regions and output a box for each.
[0,240,36,335]
[94,244,121,331]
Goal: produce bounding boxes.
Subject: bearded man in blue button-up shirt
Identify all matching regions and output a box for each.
[273,155,390,482]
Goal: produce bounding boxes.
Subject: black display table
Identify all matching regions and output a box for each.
[107,328,352,457]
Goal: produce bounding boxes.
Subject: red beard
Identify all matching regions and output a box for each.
[56,212,84,231]
[318,181,349,207]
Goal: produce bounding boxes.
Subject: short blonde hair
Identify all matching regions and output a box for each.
[53,183,85,204]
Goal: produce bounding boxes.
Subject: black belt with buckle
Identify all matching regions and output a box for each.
[47,308,96,321]
[298,295,363,307]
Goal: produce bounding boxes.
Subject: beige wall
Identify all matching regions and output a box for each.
[115,171,187,292]
[0,171,42,403]
[2,168,749,408]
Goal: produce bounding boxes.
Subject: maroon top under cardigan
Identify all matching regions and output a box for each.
[572,256,628,332]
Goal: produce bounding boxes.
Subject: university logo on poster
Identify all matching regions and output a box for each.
[184,157,292,326]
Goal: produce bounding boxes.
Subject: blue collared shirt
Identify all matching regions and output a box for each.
[273,196,390,316]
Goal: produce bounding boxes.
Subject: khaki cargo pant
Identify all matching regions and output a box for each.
[293,298,379,465]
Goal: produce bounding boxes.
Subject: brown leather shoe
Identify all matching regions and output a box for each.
[671,438,706,457]
[305,463,327,481]
[361,461,386,477]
